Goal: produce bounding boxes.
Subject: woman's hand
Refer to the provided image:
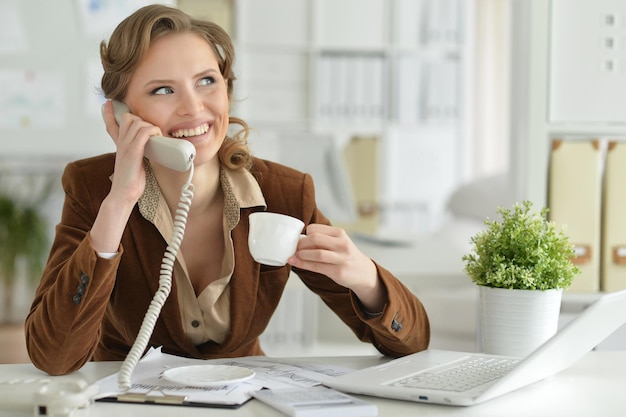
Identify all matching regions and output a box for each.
[91,101,163,254]
[288,223,387,313]
[101,100,162,205]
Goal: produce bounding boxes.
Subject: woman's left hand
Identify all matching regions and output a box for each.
[288,223,387,313]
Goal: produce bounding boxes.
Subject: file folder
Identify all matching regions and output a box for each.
[342,135,379,234]
[547,139,602,292]
[601,141,626,291]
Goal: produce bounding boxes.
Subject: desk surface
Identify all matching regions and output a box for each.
[2,351,626,417]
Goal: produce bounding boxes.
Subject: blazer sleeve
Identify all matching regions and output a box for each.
[24,162,121,375]
[292,173,430,357]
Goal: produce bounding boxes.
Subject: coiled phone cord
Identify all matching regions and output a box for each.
[117,165,195,391]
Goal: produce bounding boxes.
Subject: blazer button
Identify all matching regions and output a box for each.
[191,320,200,328]
[76,283,86,295]
[72,294,82,305]
[80,273,90,285]
[391,319,403,332]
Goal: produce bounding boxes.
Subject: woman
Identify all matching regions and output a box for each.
[25,4,429,376]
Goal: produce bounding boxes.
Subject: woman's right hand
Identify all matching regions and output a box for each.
[91,101,164,254]
[101,100,162,206]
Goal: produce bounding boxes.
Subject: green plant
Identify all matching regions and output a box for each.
[462,200,580,290]
[0,177,53,323]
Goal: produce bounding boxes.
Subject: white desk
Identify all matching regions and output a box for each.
[1,352,625,417]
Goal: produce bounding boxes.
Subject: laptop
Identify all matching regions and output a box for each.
[325,289,626,406]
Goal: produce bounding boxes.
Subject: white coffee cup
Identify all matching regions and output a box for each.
[248,212,305,266]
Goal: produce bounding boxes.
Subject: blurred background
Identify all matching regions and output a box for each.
[2,0,625,362]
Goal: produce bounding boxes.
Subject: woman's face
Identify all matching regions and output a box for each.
[125,32,229,167]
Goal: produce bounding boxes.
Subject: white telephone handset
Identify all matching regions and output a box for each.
[111,100,195,172]
[108,100,196,391]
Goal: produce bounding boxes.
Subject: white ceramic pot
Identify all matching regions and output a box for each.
[479,286,563,357]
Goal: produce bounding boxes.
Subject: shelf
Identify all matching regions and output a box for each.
[546,125,626,136]
[234,0,470,236]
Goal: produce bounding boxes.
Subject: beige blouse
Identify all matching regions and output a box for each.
[138,163,266,345]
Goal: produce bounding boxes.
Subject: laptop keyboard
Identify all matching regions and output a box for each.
[390,356,520,392]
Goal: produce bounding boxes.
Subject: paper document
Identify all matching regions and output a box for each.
[95,347,355,407]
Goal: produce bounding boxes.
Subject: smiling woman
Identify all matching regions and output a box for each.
[24,4,431,378]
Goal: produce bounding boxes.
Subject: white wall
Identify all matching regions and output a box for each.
[1,1,114,158]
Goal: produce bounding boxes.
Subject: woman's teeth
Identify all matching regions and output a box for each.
[171,123,209,138]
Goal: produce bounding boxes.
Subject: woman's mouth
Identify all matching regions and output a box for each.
[170,123,210,138]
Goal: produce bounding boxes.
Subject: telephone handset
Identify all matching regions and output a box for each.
[111,100,195,172]
[108,100,196,391]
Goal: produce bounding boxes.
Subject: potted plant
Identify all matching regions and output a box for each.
[0,178,52,324]
[462,200,580,357]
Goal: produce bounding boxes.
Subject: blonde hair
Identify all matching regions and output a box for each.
[100,4,251,169]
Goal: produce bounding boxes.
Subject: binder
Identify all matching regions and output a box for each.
[342,135,380,234]
[547,139,603,292]
[601,141,626,291]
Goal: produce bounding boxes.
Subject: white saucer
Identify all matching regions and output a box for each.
[162,364,255,387]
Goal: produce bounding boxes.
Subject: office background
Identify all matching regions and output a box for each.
[1,0,625,362]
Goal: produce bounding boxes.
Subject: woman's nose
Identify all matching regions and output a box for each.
[176,90,203,116]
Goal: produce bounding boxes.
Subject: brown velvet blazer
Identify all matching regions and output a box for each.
[25,153,430,375]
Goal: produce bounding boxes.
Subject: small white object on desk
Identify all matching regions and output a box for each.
[162,364,255,387]
[251,386,377,417]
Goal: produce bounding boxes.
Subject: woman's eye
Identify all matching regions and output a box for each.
[151,86,173,95]
[199,76,215,86]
